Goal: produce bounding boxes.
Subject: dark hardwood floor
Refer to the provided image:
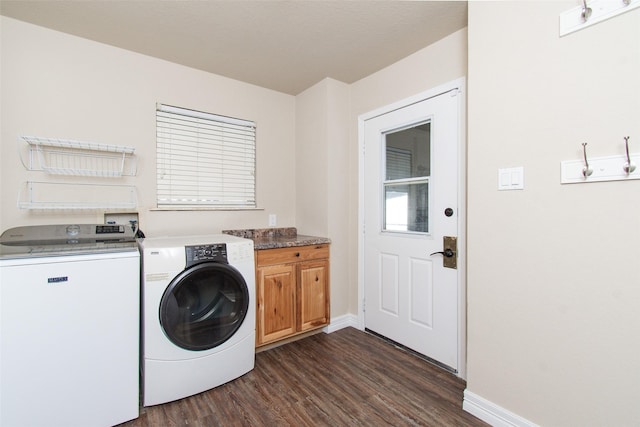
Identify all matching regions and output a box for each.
[120,327,487,426]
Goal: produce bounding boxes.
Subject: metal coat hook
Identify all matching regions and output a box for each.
[623,136,635,174]
[582,143,593,177]
[581,0,593,21]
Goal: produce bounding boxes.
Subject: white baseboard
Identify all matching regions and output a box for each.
[463,390,539,427]
[326,313,359,333]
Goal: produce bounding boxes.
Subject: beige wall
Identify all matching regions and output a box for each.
[296,81,330,236]
[0,17,296,236]
[296,77,351,319]
[467,1,640,425]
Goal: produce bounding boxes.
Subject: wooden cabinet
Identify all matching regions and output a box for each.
[255,244,330,347]
[256,263,296,343]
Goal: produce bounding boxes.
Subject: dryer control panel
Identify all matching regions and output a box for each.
[185,243,228,267]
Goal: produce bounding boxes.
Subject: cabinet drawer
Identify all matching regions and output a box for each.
[256,244,329,266]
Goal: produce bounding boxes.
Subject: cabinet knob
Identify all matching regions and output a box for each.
[295,252,300,257]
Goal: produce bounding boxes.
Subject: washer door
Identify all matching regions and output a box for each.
[159,262,249,351]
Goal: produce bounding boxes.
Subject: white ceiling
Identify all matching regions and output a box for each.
[0,1,467,95]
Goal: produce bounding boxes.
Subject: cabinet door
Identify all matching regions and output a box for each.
[298,259,329,332]
[257,263,296,345]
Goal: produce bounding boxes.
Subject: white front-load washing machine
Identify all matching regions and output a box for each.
[140,234,255,406]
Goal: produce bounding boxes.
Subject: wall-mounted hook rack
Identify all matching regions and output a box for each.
[561,137,640,184]
[560,0,640,37]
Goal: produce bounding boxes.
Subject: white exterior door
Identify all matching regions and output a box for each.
[362,86,461,371]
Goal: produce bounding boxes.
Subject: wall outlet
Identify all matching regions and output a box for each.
[268,214,277,227]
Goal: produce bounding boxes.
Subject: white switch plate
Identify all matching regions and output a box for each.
[498,167,524,191]
[268,214,277,227]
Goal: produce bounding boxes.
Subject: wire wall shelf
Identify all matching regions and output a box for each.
[18,181,138,210]
[19,136,137,177]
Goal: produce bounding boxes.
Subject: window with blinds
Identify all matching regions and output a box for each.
[156,104,256,208]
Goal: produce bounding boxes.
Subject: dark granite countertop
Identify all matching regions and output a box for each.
[222,227,331,250]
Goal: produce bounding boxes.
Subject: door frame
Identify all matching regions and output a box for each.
[357,78,467,379]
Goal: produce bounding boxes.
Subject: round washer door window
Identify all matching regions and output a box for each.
[159,262,249,351]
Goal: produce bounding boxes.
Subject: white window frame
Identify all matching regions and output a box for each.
[156,103,256,209]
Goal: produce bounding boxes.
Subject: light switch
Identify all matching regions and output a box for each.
[499,170,511,187]
[498,167,524,191]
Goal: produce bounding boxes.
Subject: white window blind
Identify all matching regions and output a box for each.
[156,104,256,208]
[386,147,412,180]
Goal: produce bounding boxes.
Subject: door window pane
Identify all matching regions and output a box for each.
[384,182,429,232]
[385,123,430,179]
[383,123,430,233]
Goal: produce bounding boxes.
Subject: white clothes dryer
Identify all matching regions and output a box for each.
[140,234,255,407]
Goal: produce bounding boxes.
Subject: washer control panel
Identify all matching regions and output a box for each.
[185,243,228,267]
[95,225,126,235]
